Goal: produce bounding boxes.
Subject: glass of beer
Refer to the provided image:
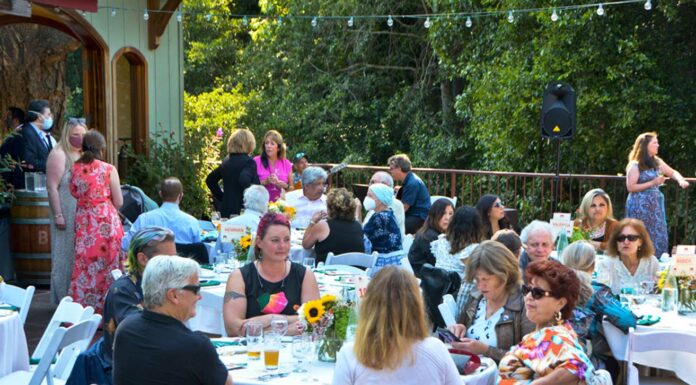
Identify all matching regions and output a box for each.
[264,336,281,371]
[245,321,263,360]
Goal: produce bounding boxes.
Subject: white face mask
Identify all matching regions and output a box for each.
[363,196,376,211]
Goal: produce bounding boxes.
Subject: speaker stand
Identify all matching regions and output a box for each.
[551,138,561,214]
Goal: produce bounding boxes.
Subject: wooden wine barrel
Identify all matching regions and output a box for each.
[10,190,52,285]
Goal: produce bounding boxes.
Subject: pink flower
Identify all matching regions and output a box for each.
[216,127,224,138]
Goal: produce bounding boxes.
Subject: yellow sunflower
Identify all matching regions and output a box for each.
[303,299,325,324]
[239,234,252,249]
[320,294,337,306]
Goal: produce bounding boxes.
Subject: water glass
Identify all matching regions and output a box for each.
[291,334,313,373]
[641,280,656,295]
[303,257,316,270]
[271,316,289,337]
[245,321,263,361]
[263,336,282,371]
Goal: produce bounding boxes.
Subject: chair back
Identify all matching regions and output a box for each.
[430,195,457,207]
[111,269,123,281]
[29,315,101,385]
[197,290,227,337]
[626,327,696,385]
[1,283,35,324]
[420,264,461,330]
[402,234,414,254]
[52,314,102,381]
[176,242,209,264]
[325,251,377,269]
[438,294,457,327]
[198,220,216,231]
[31,297,95,361]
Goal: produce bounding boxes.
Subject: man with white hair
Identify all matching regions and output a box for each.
[113,255,232,385]
[360,171,406,237]
[285,166,328,228]
[519,220,556,280]
[216,185,269,253]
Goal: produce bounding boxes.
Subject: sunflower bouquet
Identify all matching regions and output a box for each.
[570,225,592,243]
[268,200,296,220]
[232,232,253,262]
[297,294,353,362]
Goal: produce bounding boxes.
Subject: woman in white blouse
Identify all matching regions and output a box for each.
[333,267,460,385]
[601,218,659,294]
[431,205,483,311]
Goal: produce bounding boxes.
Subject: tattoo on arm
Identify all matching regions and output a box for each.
[223,290,245,303]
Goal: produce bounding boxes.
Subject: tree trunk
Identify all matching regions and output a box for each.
[0,24,80,132]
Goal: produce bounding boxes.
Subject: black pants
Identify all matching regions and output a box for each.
[405,216,425,235]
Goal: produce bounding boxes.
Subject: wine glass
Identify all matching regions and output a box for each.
[291,334,313,373]
[271,316,289,337]
[302,257,316,270]
[656,167,666,187]
[641,280,656,295]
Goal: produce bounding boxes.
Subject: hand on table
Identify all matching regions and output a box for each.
[451,338,488,355]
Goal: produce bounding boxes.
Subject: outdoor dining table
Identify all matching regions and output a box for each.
[0,309,29,377]
[215,339,498,385]
[603,295,696,384]
[204,227,314,264]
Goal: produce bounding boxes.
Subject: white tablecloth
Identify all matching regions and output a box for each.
[217,341,497,385]
[205,228,314,264]
[603,296,696,384]
[0,311,29,377]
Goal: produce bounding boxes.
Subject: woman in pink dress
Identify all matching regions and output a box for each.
[69,130,123,314]
[254,130,293,202]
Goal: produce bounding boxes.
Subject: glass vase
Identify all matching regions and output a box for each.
[316,332,343,363]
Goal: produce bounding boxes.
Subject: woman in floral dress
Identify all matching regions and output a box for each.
[69,130,123,314]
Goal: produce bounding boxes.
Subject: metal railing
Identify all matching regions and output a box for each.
[316,163,695,246]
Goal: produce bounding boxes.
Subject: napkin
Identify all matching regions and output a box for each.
[199,280,222,287]
[200,264,214,270]
[637,314,661,326]
[0,304,19,311]
[211,339,241,348]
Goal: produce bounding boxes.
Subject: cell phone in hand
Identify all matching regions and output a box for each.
[436,327,461,343]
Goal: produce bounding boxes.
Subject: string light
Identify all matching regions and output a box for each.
[644,0,652,11]
[387,15,393,27]
[507,11,514,23]
[424,17,431,28]
[143,9,149,21]
[311,16,317,27]
[465,16,472,28]
[347,17,354,27]
[176,11,182,23]
[110,8,116,17]
[551,9,558,22]
[597,4,605,16]
[242,15,248,26]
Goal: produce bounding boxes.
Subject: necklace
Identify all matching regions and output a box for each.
[255,261,287,290]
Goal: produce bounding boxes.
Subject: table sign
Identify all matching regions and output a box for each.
[354,275,368,301]
[220,223,248,243]
[551,213,573,238]
[671,246,696,276]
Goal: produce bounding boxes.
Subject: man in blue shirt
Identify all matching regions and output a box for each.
[388,154,431,234]
[121,177,201,251]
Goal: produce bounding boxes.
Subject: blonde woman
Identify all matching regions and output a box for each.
[46,118,87,304]
[254,130,293,202]
[574,189,617,252]
[333,266,460,385]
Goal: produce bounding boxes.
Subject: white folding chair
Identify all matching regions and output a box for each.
[321,265,366,275]
[402,234,414,254]
[1,283,35,324]
[626,327,695,385]
[430,195,457,207]
[110,269,123,281]
[197,290,228,337]
[52,314,102,381]
[437,294,457,327]
[0,314,101,385]
[31,297,95,364]
[325,252,377,269]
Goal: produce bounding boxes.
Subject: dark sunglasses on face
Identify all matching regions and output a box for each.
[178,284,201,295]
[522,284,555,300]
[616,235,641,243]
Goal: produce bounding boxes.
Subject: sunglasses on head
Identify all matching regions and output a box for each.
[616,234,641,242]
[522,284,555,300]
[68,117,86,125]
[178,284,201,295]
[493,201,504,208]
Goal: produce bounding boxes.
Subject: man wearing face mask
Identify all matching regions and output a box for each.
[359,171,406,238]
[20,99,56,173]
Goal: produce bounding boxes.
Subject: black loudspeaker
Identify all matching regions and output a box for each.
[540,82,576,139]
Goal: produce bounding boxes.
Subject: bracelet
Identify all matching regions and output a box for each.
[54,214,63,218]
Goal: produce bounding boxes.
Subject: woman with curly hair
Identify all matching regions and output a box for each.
[302,188,364,263]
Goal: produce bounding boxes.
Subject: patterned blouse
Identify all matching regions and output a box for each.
[499,322,595,385]
[431,236,478,313]
[363,209,402,254]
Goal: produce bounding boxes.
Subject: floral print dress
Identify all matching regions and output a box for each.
[625,164,668,257]
[69,160,123,314]
[498,322,596,385]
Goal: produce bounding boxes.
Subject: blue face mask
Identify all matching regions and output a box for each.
[42,117,53,131]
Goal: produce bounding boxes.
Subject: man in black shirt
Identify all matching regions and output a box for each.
[113,255,232,385]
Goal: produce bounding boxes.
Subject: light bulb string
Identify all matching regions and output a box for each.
[96,0,648,22]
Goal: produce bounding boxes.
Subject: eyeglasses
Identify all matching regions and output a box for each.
[177,284,201,295]
[68,117,86,125]
[616,234,641,243]
[522,284,555,300]
[493,201,504,208]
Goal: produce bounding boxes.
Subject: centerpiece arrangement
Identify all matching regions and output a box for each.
[297,294,354,362]
[232,231,253,262]
[268,200,296,221]
[657,269,696,314]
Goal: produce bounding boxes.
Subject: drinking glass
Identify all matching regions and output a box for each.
[303,257,316,270]
[245,321,263,361]
[263,336,281,371]
[640,280,656,295]
[291,334,313,373]
[271,316,289,337]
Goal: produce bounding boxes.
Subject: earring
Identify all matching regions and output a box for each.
[554,310,563,325]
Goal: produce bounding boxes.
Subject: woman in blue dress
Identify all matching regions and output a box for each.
[625,132,689,257]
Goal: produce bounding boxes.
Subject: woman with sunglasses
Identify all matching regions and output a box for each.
[499,260,607,385]
[408,198,454,277]
[562,241,637,382]
[476,194,511,240]
[46,117,87,304]
[447,241,534,363]
[574,189,617,252]
[602,218,659,294]
[223,213,319,336]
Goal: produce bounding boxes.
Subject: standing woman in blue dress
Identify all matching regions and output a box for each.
[625,132,689,257]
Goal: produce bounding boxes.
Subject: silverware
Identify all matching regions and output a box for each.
[257,371,290,382]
